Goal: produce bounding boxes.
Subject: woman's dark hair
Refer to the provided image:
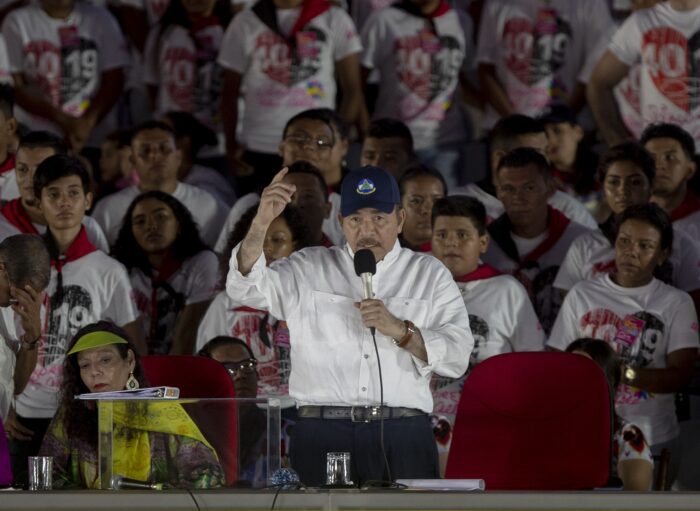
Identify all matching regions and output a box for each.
[565,338,621,390]
[596,142,656,184]
[431,196,487,235]
[614,203,674,252]
[58,321,147,448]
[112,191,209,273]
[398,164,447,197]
[218,203,310,286]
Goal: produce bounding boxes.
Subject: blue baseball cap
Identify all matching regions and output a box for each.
[340,166,401,217]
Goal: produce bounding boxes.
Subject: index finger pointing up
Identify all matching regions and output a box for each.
[270,167,289,184]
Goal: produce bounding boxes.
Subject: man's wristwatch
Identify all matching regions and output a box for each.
[393,320,416,348]
[622,365,637,385]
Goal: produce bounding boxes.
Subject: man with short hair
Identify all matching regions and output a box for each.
[0,131,108,250]
[227,165,472,486]
[360,118,415,179]
[398,165,446,251]
[454,114,598,228]
[484,147,591,333]
[0,84,18,201]
[92,121,228,247]
[641,123,700,240]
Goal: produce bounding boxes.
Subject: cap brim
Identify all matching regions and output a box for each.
[341,201,397,217]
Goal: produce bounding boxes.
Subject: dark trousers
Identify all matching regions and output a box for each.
[290,415,438,487]
[8,416,51,488]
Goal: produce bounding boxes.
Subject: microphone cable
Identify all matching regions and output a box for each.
[371,329,392,483]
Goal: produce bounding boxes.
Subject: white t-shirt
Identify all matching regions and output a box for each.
[0,306,19,420]
[431,272,544,463]
[0,170,18,202]
[608,2,700,144]
[214,190,344,253]
[361,4,473,149]
[196,290,290,399]
[2,4,130,143]
[476,0,613,128]
[483,217,591,333]
[350,0,395,32]
[15,250,138,418]
[144,23,224,135]
[674,209,700,242]
[554,227,700,293]
[452,184,598,229]
[0,208,110,252]
[0,33,13,84]
[91,182,228,248]
[217,5,362,153]
[130,250,218,354]
[548,274,700,445]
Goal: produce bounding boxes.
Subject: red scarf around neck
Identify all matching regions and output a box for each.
[289,0,332,40]
[670,192,700,222]
[455,264,501,283]
[1,199,39,235]
[51,226,97,270]
[0,153,15,176]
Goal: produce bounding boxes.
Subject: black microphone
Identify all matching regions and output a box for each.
[354,249,377,336]
[111,475,163,490]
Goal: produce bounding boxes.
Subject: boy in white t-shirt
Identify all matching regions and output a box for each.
[641,123,700,241]
[8,154,142,486]
[476,0,613,129]
[430,194,544,476]
[588,0,700,146]
[217,0,363,193]
[92,120,228,247]
[483,147,592,333]
[549,203,699,484]
[1,0,130,151]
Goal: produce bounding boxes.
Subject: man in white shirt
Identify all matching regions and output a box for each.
[587,0,700,146]
[92,121,228,248]
[227,165,472,486]
[483,147,591,334]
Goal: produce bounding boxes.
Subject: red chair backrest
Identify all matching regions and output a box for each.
[0,419,11,486]
[141,355,238,485]
[445,352,612,490]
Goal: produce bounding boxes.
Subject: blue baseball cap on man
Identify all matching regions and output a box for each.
[340,166,401,217]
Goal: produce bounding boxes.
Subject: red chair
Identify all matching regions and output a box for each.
[141,355,238,486]
[0,419,11,486]
[445,352,612,490]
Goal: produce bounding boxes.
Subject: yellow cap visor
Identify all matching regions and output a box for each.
[66,331,128,356]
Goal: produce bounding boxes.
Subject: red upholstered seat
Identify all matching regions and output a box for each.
[445,351,612,490]
[0,419,11,486]
[141,355,238,486]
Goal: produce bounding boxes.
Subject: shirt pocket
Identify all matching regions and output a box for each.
[310,290,362,344]
[384,297,431,331]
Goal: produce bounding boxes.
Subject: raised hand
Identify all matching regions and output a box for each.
[254,167,296,228]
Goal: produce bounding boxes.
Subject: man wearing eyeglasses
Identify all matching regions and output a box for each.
[92,120,228,248]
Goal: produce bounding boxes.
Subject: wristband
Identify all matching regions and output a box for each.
[393,320,416,348]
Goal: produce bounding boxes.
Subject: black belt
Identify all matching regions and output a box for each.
[297,405,425,423]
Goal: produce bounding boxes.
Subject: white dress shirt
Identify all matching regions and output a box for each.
[226,240,473,412]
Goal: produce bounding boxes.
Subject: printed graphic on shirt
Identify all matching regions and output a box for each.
[503,8,572,105]
[25,27,99,116]
[641,26,700,113]
[513,265,560,335]
[394,30,463,120]
[255,29,326,90]
[163,32,222,124]
[467,313,488,367]
[579,307,664,405]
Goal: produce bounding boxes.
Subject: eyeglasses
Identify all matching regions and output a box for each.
[284,133,334,152]
[222,359,257,376]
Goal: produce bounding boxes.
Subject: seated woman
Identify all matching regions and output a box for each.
[548,204,699,486]
[196,203,308,398]
[39,321,224,489]
[566,338,653,491]
[113,191,219,355]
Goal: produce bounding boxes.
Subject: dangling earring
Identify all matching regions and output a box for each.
[126,372,139,390]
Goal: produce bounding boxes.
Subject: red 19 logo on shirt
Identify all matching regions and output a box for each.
[163,47,196,111]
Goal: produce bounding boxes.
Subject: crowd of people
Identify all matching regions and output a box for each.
[0,0,698,492]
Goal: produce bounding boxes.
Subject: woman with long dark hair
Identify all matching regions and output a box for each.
[39,321,223,488]
[113,191,218,354]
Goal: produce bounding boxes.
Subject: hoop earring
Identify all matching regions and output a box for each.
[126,372,139,390]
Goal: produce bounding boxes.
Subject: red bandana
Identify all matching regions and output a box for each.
[455,264,501,283]
[521,207,571,266]
[319,233,334,248]
[427,0,450,18]
[290,0,332,40]
[417,241,432,253]
[1,199,39,235]
[51,226,97,270]
[0,154,15,176]
[670,192,700,222]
